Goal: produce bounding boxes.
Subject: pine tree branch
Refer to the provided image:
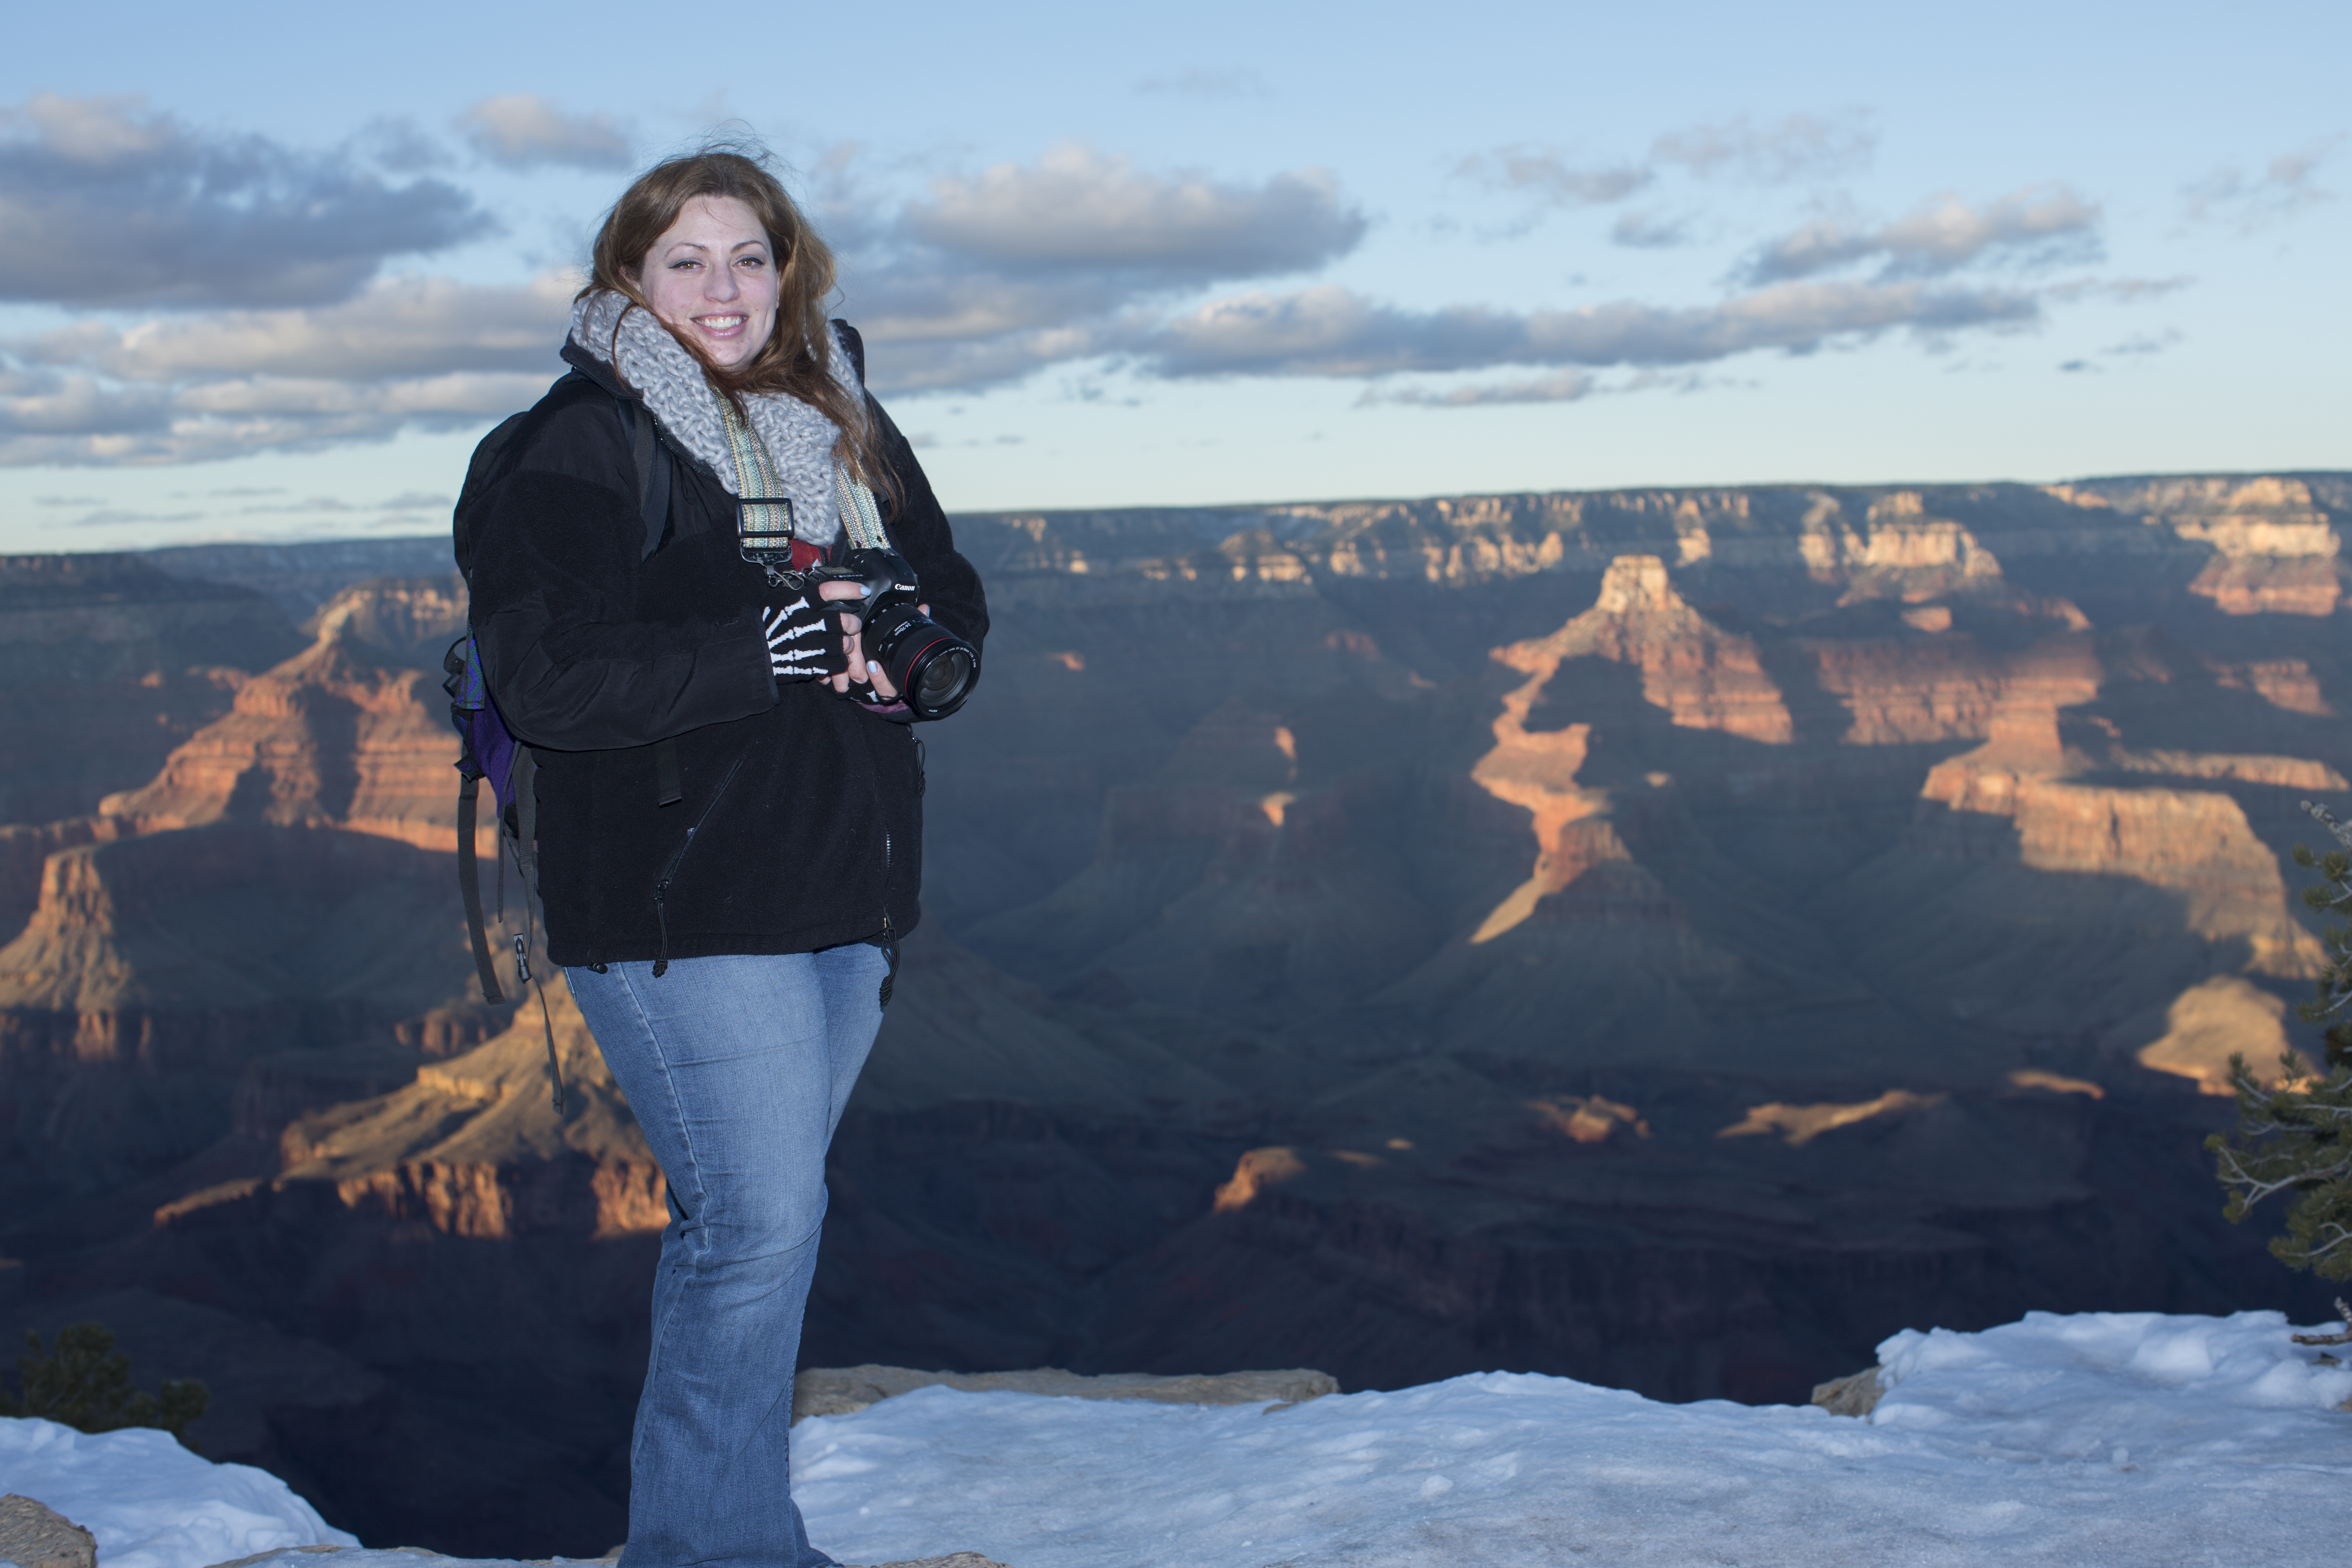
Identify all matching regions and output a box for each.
[2290,1297,2352,1346]
[2303,800,2352,852]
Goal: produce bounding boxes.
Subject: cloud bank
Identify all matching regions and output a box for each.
[0,274,572,463]
[1137,279,2038,379]
[1741,186,2101,283]
[0,95,488,309]
[0,116,2143,464]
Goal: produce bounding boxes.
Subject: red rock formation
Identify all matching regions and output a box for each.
[2060,476,2341,617]
[0,823,478,1198]
[1466,554,1785,943]
[100,616,469,854]
[1524,554,1795,743]
[301,573,467,665]
[245,971,665,1243]
[1807,633,2100,746]
[0,555,297,826]
[1920,717,2325,980]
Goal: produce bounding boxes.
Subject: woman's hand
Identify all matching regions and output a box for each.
[763,592,849,682]
[815,583,931,701]
[815,580,886,696]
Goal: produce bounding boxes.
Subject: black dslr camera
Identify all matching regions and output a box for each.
[739,499,978,721]
[805,548,979,721]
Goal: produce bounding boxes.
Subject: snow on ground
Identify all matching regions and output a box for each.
[0,1416,354,1568]
[792,1310,2352,1568]
[9,1312,2349,1568]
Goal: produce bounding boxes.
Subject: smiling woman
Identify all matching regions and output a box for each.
[579,150,893,503]
[460,143,990,1568]
[637,198,780,368]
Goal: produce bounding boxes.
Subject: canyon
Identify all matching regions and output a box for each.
[2,472,2348,1555]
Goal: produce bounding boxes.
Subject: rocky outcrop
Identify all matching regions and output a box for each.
[1463,554,1786,944]
[0,1493,97,1568]
[1504,555,1793,744]
[2062,475,2343,617]
[791,1362,1337,1421]
[256,971,663,1242]
[0,555,299,827]
[1810,1367,1883,1418]
[299,575,467,669]
[2132,976,2309,1094]
[99,625,465,854]
[0,824,477,1202]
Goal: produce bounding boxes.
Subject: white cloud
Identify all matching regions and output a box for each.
[458,94,634,170]
[1457,146,1651,207]
[2183,139,2338,227]
[899,145,1363,280]
[0,370,550,465]
[1650,113,1877,184]
[23,272,577,381]
[0,94,488,308]
[1741,187,2101,283]
[1137,278,2039,380]
[1459,110,1877,210]
[1363,372,1596,407]
[827,145,1368,392]
[0,272,572,464]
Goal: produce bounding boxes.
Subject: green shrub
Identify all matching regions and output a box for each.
[2209,803,2352,1279]
[0,1321,209,1452]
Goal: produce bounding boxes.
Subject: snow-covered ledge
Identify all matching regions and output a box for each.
[5,1312,2348,1568]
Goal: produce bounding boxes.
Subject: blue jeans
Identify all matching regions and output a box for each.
[569,944,889,1568]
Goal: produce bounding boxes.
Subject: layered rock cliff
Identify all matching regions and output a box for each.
[0,555,301,826]
[99,610,465,852]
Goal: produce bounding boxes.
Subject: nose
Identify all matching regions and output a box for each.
[707,262,740,303]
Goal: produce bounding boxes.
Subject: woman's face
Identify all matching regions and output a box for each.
[635,194,780,369]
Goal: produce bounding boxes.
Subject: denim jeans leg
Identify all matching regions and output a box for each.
[569,944,889,1568]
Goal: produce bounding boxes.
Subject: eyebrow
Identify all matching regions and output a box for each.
[662,238,769,255]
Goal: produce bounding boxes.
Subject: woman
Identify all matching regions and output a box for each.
[466,146,987,1568]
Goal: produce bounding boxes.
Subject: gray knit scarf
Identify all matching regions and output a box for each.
[568,289,860,546]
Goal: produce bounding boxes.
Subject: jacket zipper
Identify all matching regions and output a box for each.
[650,749,749,977]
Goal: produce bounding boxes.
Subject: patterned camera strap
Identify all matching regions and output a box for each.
[714,385,890,555]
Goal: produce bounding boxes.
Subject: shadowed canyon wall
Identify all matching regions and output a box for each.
[2,472,2347,1554]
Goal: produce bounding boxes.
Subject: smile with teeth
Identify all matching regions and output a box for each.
[697,314,748,332]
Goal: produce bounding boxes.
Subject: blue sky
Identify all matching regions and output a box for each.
[2,0,2344,551]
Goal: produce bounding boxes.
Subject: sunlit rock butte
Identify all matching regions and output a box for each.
[1,474,2348,1555]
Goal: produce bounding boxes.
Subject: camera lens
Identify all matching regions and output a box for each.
[871,606,979,719]
[912,644,975,713]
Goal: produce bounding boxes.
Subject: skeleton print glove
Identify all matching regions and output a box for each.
[764,594,849,682]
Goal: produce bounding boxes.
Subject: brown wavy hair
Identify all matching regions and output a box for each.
[583,144,899,508]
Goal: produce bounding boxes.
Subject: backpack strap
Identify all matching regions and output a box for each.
[624,399,672,561]
[456,771,506,1004]
[497,746,564,1114]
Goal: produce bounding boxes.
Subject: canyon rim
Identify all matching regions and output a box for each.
[2,472,2347,1555]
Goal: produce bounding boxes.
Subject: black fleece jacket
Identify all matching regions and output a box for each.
[465,324,987,969]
